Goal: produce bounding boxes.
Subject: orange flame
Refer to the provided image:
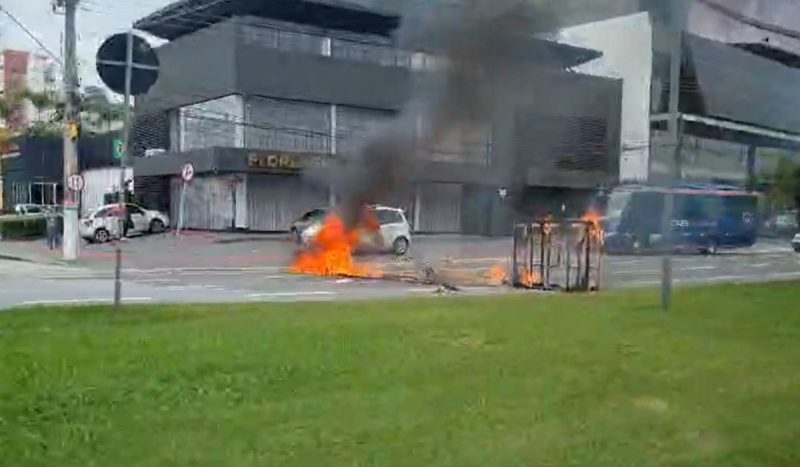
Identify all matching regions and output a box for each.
[488,266,508,285]
[581,210,605,245]
[520,267,542,288]
[291,213,382,278]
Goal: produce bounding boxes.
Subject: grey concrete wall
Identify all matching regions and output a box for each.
[235,44,411,110]
[137,20,239,112]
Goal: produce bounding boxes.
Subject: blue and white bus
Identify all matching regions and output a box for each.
[602,184,759,254]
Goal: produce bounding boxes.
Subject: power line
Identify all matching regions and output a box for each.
[0,3,63,66]
[696,0,800,41]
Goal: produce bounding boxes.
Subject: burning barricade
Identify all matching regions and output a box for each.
[512,214,604,292]
[291,204,604,294]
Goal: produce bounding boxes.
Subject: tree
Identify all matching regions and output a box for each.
[23,90,57,123]
[0,90,24,129]
[81,98,126,134]
[771,157,800,224]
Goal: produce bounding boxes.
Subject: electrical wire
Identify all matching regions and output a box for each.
[0,3,63,66]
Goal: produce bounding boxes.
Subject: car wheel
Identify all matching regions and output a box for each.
[149,219,166,234]
[702,240,718,255]
[94,228,110,243]
[392,237,410,256]
[291,228,301,244]
[793,246,800,253]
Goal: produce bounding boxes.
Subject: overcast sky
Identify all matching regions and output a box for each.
[0,0,172,93]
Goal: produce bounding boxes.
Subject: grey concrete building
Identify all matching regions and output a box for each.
[132,0,623,235]
[559,1,800,188]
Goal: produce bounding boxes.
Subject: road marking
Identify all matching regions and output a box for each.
[611,269,660,275]
[129,278,182,284]
[680,265,718,271]
[623,272,800,288]
[439,257,507,264]
[610,259,646,266]
[246,291,335,299]
[125,266,288,274]
[18,297,153,306]
[750,263,771,269]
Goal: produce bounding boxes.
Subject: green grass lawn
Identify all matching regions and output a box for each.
[2,283,800,466]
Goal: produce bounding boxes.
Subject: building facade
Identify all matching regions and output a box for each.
[559,4,800,187]
[132,0,623,235]
[0,49,60,131]
[1,135,121,213]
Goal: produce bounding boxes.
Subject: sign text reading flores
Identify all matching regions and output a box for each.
[247,153,323,172]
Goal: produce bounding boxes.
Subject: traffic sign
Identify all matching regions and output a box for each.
[67,174,85,192]
[96,33,160,96]
[181,162,195,182]
[113,139,126,160]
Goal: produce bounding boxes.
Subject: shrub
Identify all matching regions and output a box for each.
[0,215,47,240]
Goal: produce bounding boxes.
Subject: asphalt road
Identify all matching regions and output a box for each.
[1,234,798,310]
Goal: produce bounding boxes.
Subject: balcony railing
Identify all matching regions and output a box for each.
[240,23,437,70]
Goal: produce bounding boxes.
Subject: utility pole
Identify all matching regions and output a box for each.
[660,0,688,311]
[113,29,134,309]
[61,0,80,262]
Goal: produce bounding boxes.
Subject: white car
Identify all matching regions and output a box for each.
[14,204,45,216]
[80,203,170,243]
[295,205,412,256]
[792,233,800,253]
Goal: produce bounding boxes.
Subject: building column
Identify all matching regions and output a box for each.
[746,145,757,192]
[328,186,337,208]
[413,183,422,232]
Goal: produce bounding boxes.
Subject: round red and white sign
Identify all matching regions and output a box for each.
[181,162,195,182]
[67,174,85,192]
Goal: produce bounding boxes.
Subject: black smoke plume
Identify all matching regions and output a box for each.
[331,0,564,228]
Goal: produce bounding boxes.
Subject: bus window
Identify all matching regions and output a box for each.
[675,194,716,223]
[629,191,665,232]
[722,196,757,224]
[605,191,632,222]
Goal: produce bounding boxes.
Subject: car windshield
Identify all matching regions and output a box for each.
[302,209,327,221]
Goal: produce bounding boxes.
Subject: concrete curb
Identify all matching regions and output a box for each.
[0,254,32,263]
[0,249,65,266]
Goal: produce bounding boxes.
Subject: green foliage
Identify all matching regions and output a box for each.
[771,157,800,209]
[2,282,800,466]
[0,215,47,239]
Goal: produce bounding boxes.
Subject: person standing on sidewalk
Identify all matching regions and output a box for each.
[55,207,64,248]
[45,208,58,250]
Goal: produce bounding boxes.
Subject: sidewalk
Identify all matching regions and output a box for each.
[0,240,66,265]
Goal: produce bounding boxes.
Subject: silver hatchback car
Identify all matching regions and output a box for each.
[293,205,412,256]
[80,203,170,243]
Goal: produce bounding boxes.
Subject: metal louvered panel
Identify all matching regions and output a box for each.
[418,182,462,233]
[246,174,329,231]
[170,175,235,230]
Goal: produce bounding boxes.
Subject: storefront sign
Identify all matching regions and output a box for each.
[247,153,323,172]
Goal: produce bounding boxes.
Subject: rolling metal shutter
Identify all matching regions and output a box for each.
[170,175,235,230]
[418,183,462,233]
[247,174,329,231]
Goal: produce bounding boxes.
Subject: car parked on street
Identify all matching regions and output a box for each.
[792,233,800,253]
[290,208,328,243]
[80,203,170,243]
[764,210,798,237]
[13,204,45,216]
[292,205,412,256]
